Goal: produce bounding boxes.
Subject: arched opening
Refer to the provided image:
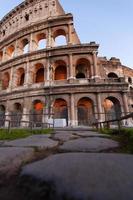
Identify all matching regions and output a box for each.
[11,103,23,127]
[54,60,67,80]
[0,51,3,62]
[54,29,67,46]
[6,45,15,58]
[103,97,121,123]
[21,38,29,54]
[76,58,91,79]
[17,68,25,86]
[0,105,5,127]
[128,77,132,84]
[53,98,68,124]
[76,72,86,79]
[77,97,94,126]
[36,33,46,50]
[108,72,118,78]
[2,72,10,90]
[30,100,44,126]
[34,63,44,83]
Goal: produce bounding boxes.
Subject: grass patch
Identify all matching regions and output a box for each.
[100,128,133,154]
[0,128,53,141]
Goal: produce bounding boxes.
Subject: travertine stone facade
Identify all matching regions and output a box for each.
[0,0,133,127]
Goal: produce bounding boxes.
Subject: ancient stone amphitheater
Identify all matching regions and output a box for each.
[0,0,133,128]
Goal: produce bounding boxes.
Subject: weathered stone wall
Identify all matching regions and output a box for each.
[0,0,132,127]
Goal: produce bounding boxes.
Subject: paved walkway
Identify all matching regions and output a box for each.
[0,130,117,175]
[0,129,132,200]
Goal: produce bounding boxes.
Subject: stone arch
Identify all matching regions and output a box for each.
[35,33,46,50]
[103,96,122,121]
[76,58,91,78]
[128,77,132,84]
[6,44,15,58]
[30,100,44,126]
[0,105,5,127]
[108,72,118,78]
[16,68,25,86]
[53,29,67,46]
[53,98,68,124]
[11,103,23,127]
[54,60,67,80]
[2,72,10,90]
[19,38,29,54]
[34,63,45,83]
[77,97,94,126]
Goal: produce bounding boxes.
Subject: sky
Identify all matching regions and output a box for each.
[0,0,133,69]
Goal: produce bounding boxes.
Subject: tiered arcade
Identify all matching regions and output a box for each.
[0,0,133,127]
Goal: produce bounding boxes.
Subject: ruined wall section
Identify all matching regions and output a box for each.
[99,56,133,81]
[0,0,65,42]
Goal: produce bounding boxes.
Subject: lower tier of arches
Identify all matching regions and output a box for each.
[0,92,132,128]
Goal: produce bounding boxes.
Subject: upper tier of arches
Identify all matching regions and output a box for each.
[0,0,65,41]
[0,20,80,64]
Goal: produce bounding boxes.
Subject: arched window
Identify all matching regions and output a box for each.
[128,77,132,84]
[77,97,94,126]
[103,97,121,122]
[76,73,85,79]
[54,60,67,80]
[20,38,29,54]
[36,33,46,50]
[2,72,10,90]
[11,103,23,127]
[16,68,25,86]
[34,63,44,83]
[76,58,91,79]
[53,98,68,124]
[0,105,5,127]
[6,45,15,58]
[54,29,67,46]
[30,100,44,126]
[0,51,3,62]
[108,72,118,78]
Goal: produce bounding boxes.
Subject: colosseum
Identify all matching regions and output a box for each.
[0,0,133,128]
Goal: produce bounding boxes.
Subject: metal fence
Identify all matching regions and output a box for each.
[0,112,132,130]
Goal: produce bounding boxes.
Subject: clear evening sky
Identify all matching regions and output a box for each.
[0,0,133,69]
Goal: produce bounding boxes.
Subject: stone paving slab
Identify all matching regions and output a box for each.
[20,153,133,200]
[59,137,119,152]
[73,131,111,138]
[4,135,58,150]
[52,132,79,142]
[0,147,34,175]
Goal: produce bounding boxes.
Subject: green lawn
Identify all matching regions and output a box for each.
[100,128,133,154]
[0,128,54,141]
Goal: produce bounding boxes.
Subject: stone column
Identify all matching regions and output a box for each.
[25,61,29,85]
[69,94,77,126]
[93,51,100,78]
[25,60,32,86]
[122,92,129,115]
[5,100,11,128]
[68,54,74,80]
[45,56,51,87]
[29,33,33,52]
[122,92,132,126]
[21,98,30,127]
[21,107,30,127]
[2,47,6,62]
[47,27,54,48]
[14,40,18,57]
[96,93,103,122]
[7,67,14,92]
[68,24,72,45]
